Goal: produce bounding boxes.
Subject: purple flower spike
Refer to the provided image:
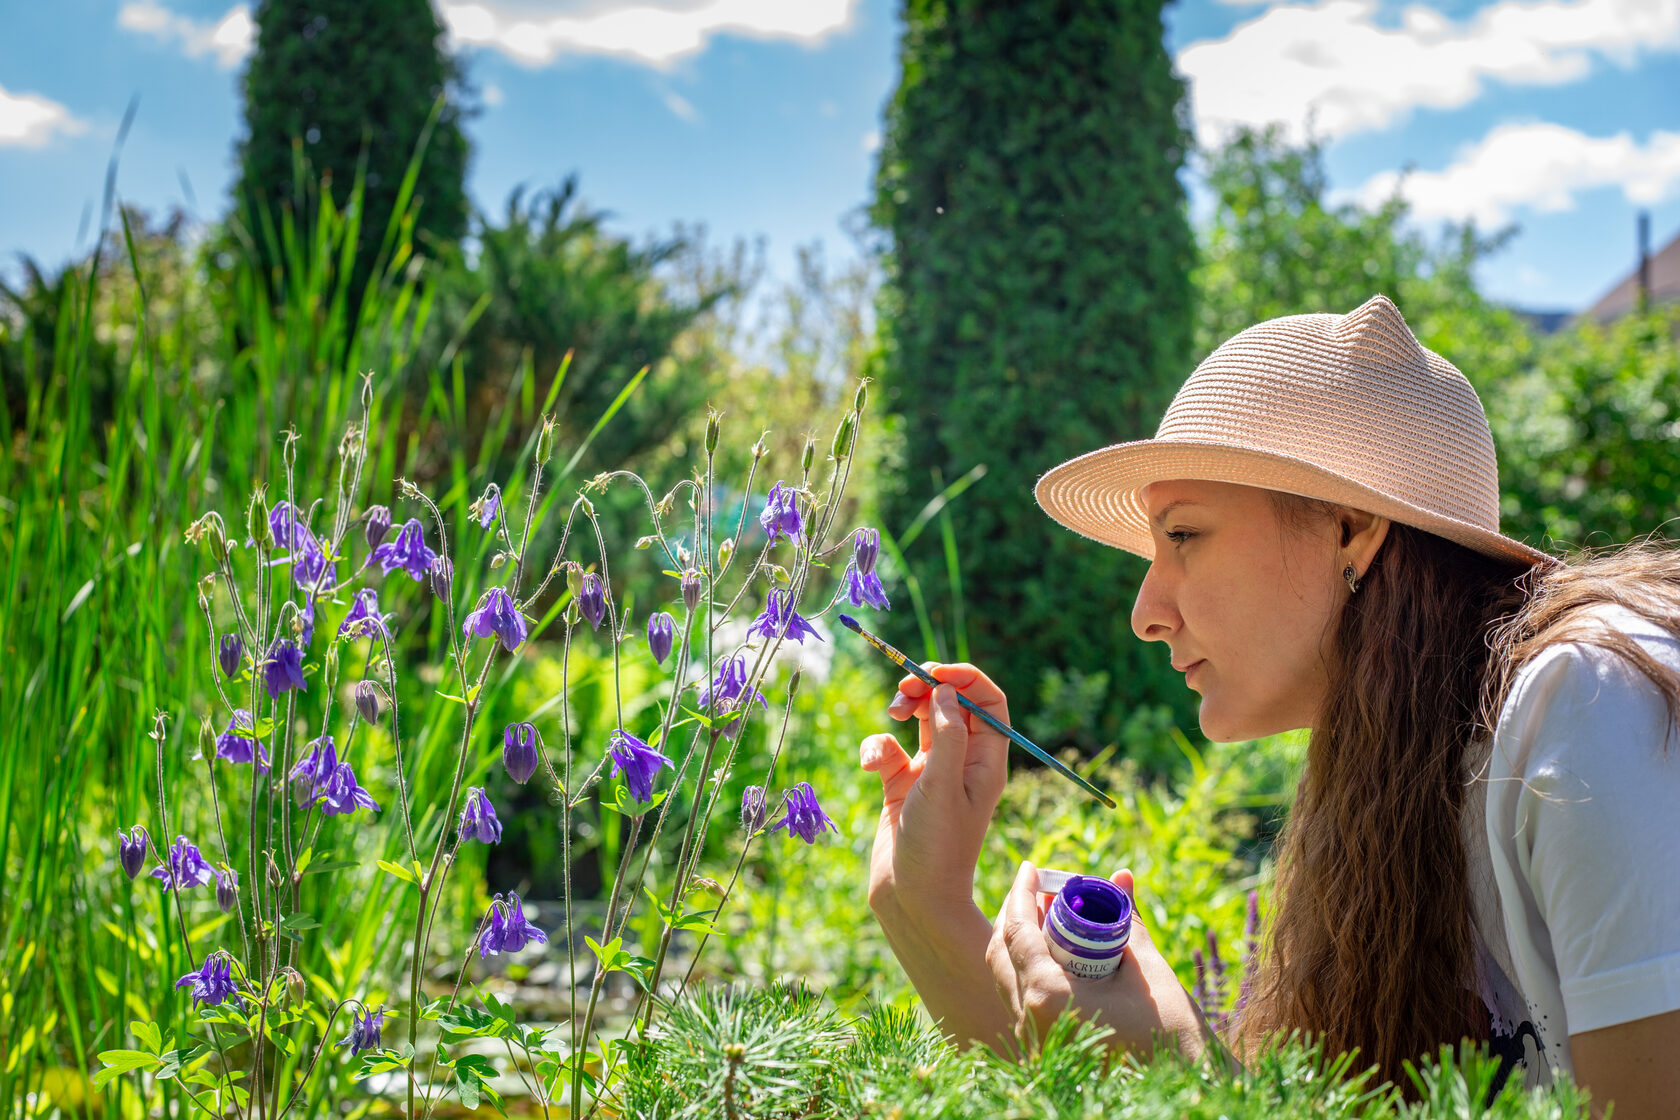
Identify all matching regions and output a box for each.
[473,484,502,530]
[151,836,216,892]
[176,953,241,1008]
[759,481,804,546]
[339,1007,385,1055]
[215,867,239,913]
[339,587,394,642]
[479,891,548,958]
[215,708,271,771]
[767,782,839,844]
[607,729,674,804]
[217,633,244,678]
[261,639,307,699]
[462,587,527,653]
[647,612,675,666]
[578,572,607,631]
[371,518,438,582]
[118,825,150,880]
[458,787,503,843]
[503,722,540,784]
[747,589,823,644]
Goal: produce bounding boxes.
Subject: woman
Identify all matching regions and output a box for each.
[862,295,1680,1113]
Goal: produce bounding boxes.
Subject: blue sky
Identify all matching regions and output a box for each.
[3,0,1678,312]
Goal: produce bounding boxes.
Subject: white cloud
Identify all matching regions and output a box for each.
[1348,121,1680,226]
[0,83,88,148]
[440,0,858,67]
[118,1,254,69]
[1179,0,1680,143]
[861,129,880,154]
[663,89,698,121]
[483,82,505,106]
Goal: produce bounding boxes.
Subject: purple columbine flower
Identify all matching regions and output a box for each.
[462,587,527,653]
[118,825,150,880]
[503,722,539,784]
[479,892,548,958]
[428,554,452,600]
[215,867,238,913]
[338,1007,385,1055]
[290,736,337,807]
[457,787,503,843]
[578,572,607,630]
[759,481,803,546]
[473,484,502,530]
[842,528,890,610]
[261,639,306,699]
[607,729,674,804]
[215,708,271,771]
[370,518,438,582]
[318,756,380,817]
[647,612,675,666]
[269,502,337,592]
[354,680,385,725]
[740,786,768,833]
[298,594,317,647]
[364,504,393,549]
[695,654,768,740]
[176,953,240,1008]
[747,589,822,645]
[217,633,244,678]
[151,836,216,891]
[339,587,393,642]
[681,570,702,613]
[767,782,839,844]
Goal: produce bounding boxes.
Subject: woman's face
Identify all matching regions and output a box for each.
[1131,479,1356,741]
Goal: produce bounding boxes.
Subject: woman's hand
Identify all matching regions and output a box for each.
[987,861,1218,1063]
[860,663,1013,1051]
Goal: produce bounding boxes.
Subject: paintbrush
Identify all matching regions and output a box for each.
[838,614,1116,809]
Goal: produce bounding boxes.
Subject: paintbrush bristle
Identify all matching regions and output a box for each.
[837,613,862,632]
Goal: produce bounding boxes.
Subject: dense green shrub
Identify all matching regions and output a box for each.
[871,0,1198,750]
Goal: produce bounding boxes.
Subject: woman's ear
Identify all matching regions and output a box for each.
[1337,507,1391,573]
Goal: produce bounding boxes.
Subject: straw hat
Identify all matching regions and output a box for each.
[1034,294,1554,569]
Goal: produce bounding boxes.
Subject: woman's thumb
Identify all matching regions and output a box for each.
[1110,868,1148,942]
[860,732,920,807]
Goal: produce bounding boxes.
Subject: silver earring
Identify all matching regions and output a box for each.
[1343,563,1361,594]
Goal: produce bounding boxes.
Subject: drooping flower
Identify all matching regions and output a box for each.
[118,825,150,880]
[363,504,393,549]
[370,518,438,582]
[428,554,452,600]
[607,729,674,804]
[215,866,239,913]
[479,892,548,958]
[175,953,241,1008]
[215,708,270,771]
[502,722,539,784]
[646,612,675,666]
[151,836,216,892]
[746,589,823,645]
[842,529,890,610]
[462,587,527,653]
[740,786,768,833]
[267,501,337,593]
[338,587,393,642]
[694,654,768,740]
[261,639,307,699]
[289,736,337,807]
[338,1007,385,1055]
[766,782,839,844]
[578,572,607,630]
[853,527,880,575]
[457,787,503,843]
[759,481,803,546]
[681,569,702,612]
[217,633,244,678]
[354,680,385,725]
[317,756,380,817]
[472,484,502,530]
[298,594,317,647]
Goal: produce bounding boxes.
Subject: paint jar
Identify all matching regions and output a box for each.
[1039,871,1132,980]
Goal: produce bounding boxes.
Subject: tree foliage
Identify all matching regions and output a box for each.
[872,0,1198,746]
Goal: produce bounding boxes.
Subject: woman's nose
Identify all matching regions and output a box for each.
[1131,559,1178,643]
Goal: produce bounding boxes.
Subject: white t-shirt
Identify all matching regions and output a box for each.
[1463,602,1680,1089]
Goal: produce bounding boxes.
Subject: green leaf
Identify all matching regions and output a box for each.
[131,1020,163,1054]
[377,859,417,885]
[94,1049,158,1087]
[303,858,360,876]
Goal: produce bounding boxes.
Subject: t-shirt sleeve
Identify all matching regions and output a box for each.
[1501,634,1680,1035]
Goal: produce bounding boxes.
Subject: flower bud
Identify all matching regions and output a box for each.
[751,434,768,461]
[354,680,386,725]
[218,633,244,678]
[788,667,802,698]
[537,415,557,464]
[854,381,868,413]
[215,867,239,913]
[428,555,452,600]
[740,785,768,833]
[563,600,581,627]
[578,572,607,631]
[802,437,816,476]
[634,535,657,551]
[118,825,149,880]
[247,490,273,550]
[364,505,392,549]
[490,551,509,569]
[681,570,702,612]
[718,538,734,569]
[282,967,307,1006]
[705,410,720,454]
[853,527,880,576]
[831,412,855,460]
[502,721,540,784]
[646,612,676,667]
[564,562,584,600]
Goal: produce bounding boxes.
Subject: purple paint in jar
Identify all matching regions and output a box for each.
[1040,871,1132,980]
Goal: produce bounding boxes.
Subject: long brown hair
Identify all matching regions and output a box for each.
[1235,494,1680,1087]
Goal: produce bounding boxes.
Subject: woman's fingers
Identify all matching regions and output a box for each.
[860,732,921,810]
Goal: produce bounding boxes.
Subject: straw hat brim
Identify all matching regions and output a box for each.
[1035,438,1555,569]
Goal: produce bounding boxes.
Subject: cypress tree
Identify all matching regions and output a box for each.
[872,0,1197,751]
[235,0,470,287]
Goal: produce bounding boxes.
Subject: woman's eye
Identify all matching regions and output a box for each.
[1165,529,1195,546]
